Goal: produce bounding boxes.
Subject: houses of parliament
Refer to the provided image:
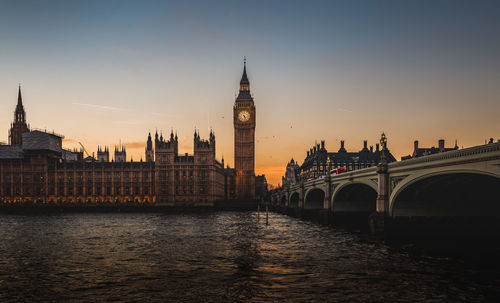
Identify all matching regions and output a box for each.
[0,63,264,205]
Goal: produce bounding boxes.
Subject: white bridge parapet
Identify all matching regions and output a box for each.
[390,141,500,170]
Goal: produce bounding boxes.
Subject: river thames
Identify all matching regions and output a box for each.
[0,211,498,302]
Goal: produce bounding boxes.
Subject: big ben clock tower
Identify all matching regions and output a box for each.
[234,59,256,200]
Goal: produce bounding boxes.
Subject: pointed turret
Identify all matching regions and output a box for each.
[239,57,250,92]
[210,129,215,143]
[193,129,200,146]
[15,84,26,124]
[17,84,23,106]
[146,132,153,150]
[235,58,254,103]
[146,131,154,162]
[9,85,30,145]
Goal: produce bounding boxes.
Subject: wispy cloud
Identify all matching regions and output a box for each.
[112,120,140,125]
[62,138,77,144]
[337,108,353,113]
[72,102,130,112]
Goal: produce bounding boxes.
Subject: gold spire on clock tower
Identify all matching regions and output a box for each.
[234,58,256,200]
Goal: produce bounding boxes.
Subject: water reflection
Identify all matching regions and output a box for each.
[0,212,497,302]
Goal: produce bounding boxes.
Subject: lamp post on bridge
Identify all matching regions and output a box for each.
[370,133,389,233]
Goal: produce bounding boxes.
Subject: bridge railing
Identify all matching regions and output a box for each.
[389,142,500,169]
[299,166,378,186]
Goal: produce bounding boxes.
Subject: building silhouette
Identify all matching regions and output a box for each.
[282,158,300,187]
[401,139,458,160]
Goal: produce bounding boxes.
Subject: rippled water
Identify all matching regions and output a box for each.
[0,212,497,302]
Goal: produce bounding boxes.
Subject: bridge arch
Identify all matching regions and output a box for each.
[304,188,325,210]
[331,181,377,215]
[390,170,500,217]
[289,192,300,208]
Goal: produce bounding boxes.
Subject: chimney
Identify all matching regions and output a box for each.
[376,143,380,152]
[414,140,419,151]
[338,140,346,153]
[438,139,445,151]
[363,140,367,149]
[321,140,325,149]
[370,146,373,152]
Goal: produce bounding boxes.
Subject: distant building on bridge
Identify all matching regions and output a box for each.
[297,140,396,181]
[401,139,458,160]
[282,158,300,187]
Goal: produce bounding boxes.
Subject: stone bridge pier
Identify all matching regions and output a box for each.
[369,161,389,233]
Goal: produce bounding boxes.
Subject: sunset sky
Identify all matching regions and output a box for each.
[1,1,499,186]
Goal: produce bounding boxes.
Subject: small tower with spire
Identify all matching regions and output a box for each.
[97,146,110,162]
[9,85,30,145]
[194,129,216,165]
[114,145,126,162]
[146,132,154,162]
[154,129,179,165]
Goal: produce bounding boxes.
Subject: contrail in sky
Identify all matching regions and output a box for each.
[72,102,129,111]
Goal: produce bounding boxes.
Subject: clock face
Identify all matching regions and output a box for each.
[238,110,250,122]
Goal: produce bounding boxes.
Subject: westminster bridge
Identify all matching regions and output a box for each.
[270,142,500,230]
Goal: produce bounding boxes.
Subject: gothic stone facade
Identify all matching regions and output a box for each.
[1,61,259,206]
[0,87,228,205]
[0,131,155,204]
[151,130,225,206]
[0,130,226,205]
